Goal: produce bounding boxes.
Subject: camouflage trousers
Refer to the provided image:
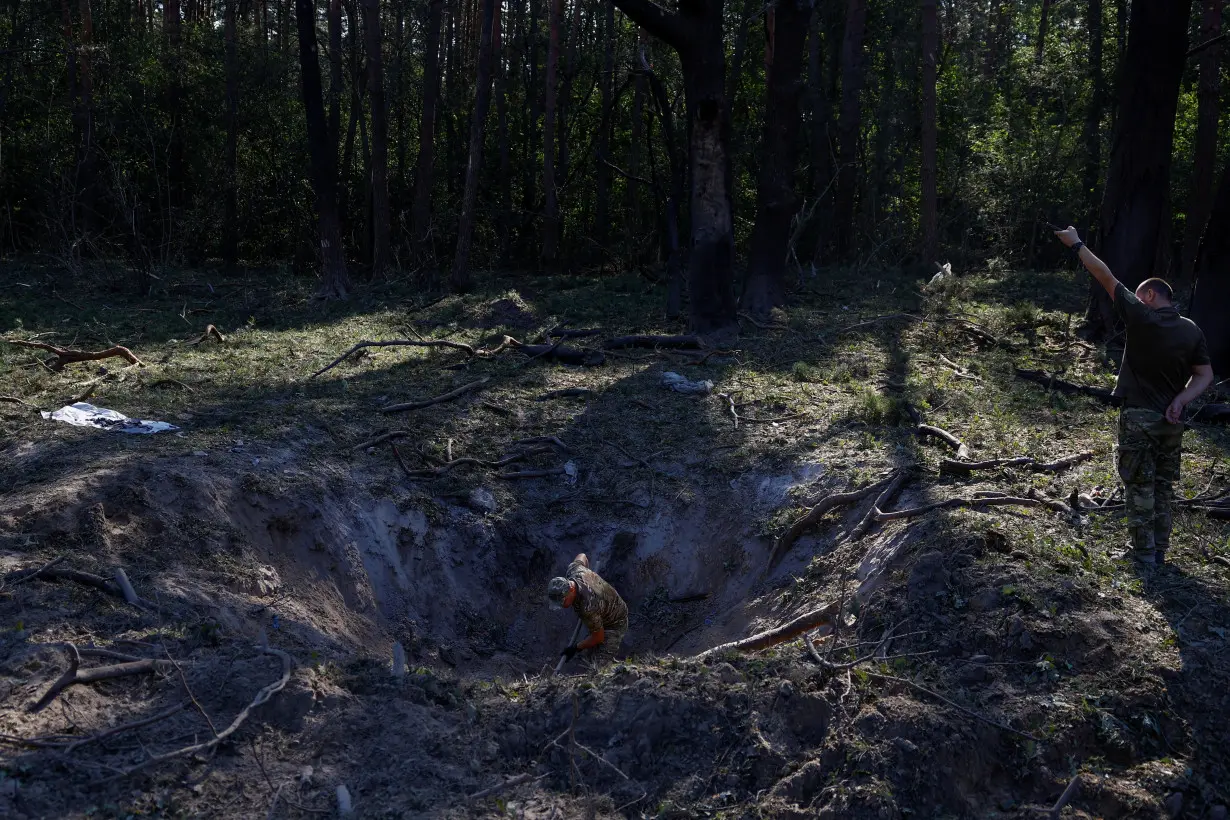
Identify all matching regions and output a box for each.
[585,622,627,667]
[1117,407,1184,556]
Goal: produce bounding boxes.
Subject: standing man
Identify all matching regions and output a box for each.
[547,553,629,665]
[1056,227,1214,565]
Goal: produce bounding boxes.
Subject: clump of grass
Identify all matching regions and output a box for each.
[790,361,823,383]
[851,387,901,425]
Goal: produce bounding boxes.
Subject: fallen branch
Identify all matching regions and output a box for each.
[696,601,837,660]
[467,772,546,801]
[491,335,604,366]
[770,474,900,568]
[351,430,409,451]
[92,646,292,785]
[550,328,603,340]
[846,470,911,542]
[310,339,477,379]
[916,424,970,459]
[30,644,173,712]
[497,467,567,479]
[864,670,1041,742]
[65,701,188,753]
[187,325,226,346]
[603,334,703,350]
[381,377,490,414]
[398,446,552,479]
[1047,775,1082,819]
[0,395,37,408]
[717,393,740,428]
[1,555,66,591]
[537,388,595,401]
[873,494,1056,522]
[1014,368,1116,404]
[940,451,1093,475]
[936,353,982,381]
[4,565,148,610]
[512,436,570,452]
[3,339,143,370]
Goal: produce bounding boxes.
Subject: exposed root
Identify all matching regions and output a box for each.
[1014,368,1116,403]
[397,446,553,480]
[3,339,144,370]
[872,494,1063,522]
[3,563,149,610]
[310,339,478,379]
[863,670,1041,742]
[30,644,174,712]
[0,395,37,408]
[696,601,838,659]
[382,377,490,414]
[939,451,1092,475]
[497,467,567,479]
[537,388,595,401]
[846,469,911,543]
[351,430,410,451]
[187,325,226,346]
[717,392,740,429]
[467,772,544,801]
[770,473,902,569]
[490,335,604,366]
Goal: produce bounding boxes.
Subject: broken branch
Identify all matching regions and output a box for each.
[3,339,143,370]
[939,451,1092,475]
[603,334,703,350]
[696,601,838,659]
[1014,368,1116,404]
[770,474,900,568]
[187,325,226,346]
[310,339,478,379]
[31,644,173,712]
[916,424,970,459]
[381,377,490,414]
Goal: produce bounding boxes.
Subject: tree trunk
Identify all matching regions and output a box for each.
[742,0,808,318]
[1181,0,1224,281]
[625,28,647,243]
[496,0,513,263]
[1086,0,1193,334]
[920,0,938,263]
[557,0,584,212]
[362,0,391,276]
[834,0,869,259]
[1081,0,1104,236]
[541,0,562,266]
[1191,162,1230,373]
[450,0,497,290]
[296,0,351,298]
[412,0,444,257]
[223,0,239,268]
[163,0,182,230]
[641,53,684,318]
[1035,0,1051,64]
[593,0,615,250]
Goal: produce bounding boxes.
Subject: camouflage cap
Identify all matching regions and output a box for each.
[547,577,573,609]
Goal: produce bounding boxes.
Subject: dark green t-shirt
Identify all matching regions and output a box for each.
[1112,283,1211,413]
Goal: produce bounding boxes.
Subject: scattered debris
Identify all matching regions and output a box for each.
[661,371,714,395]
[40,402,179,434]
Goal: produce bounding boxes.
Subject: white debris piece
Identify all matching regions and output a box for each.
[41,402,179,434]
[661,371,714,395]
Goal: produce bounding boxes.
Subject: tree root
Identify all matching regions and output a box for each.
[846,470,911,543]
[488,335,604,366]
[603,334,703,350]
[940,451,1092,475]
[1014,368,1116,403]
[396,446,553,479]
[497,467,567,479]
[696,601,838,660]
[537,388,595,401]
[770,473,902,569]
[30,644,174,712]
[916,424,970,459]
[872,494,1064,522]
[3,339,144,371]
[467,772,544,801]
[381,377,490,413]
[863,670,1041,742]
[187,325,226,346]
[310,339,479,379]
[91,646,292,785]
[3,562,149,610]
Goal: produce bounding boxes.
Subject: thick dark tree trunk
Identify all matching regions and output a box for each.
[223,0,239,268]
[362,0,391,275]
[1086,0,1193,334]
[1081,0,1103,236]
[920,0,938,263]
[541,0,562,266]
[1181,0,1224,281]
[1192,163,1230,373]
[593,0,615,250]
[450,0,497,290]
[742,0,808,318]
[1035,0,1051,64]
[834,0,868,259]
[296,0,351,298]
[412,0,443,258]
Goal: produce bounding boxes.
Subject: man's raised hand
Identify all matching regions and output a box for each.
[1055,226,1081,247]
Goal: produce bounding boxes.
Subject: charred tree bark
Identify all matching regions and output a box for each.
[742,0,809,318]
[1192,162,1230,373]
[541,0,563,266]
[362,0,391,276]
[450,0,497,290]
[920,0,938,263]
[834,0,868,259]
[1181,0,1224,281]
[223,0,239,268]
[593,0,616,250]
[296,0,351,298]
[1081,0,1104,235]
[412,0,444,258]
[1086,0,1192,334]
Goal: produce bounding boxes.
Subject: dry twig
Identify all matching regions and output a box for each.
[311,339,479,379]
[382,377,490,414]
[3,339,144,370]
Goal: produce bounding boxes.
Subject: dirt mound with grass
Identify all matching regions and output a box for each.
[2,265,1229,818]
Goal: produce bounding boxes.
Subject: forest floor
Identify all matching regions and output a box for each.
[0,260,1229,819]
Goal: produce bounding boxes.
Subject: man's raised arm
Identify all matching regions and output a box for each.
[1055,226,1120,299]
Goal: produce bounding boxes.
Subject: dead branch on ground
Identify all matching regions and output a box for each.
[916,424,970,459]
[939,451,1092,475]
[0,395,37,408]
[717,392,740,428]
[936,353,982,381]
[863,670,1041,742]
[846,470,911,543]
[397,446,553,480]
[92,646,292,785]
[187,325,226,346]
[382,377,490,413]
[490,335,604,366]
[311,339,478,379]
[537,388,595,401]
[467,772,547,801]
[497,467,567,479]
[513,436,570,452]
[30,644,174,712]
[550,328,603,340]
[603,334,703,350]
[1014,368,1116,403]
[351,430,410,451]
[696,601,838,659]
[770,473,901,568]
[872,494,1064,522]
[66,702,188,753]
[3,563,149,610]
[3,339,144,370]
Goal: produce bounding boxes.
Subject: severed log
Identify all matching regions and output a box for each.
[3,339,143,370]
[1014,368,1117,404]
[310,339,478,379]
[769,474,900,569]
[696,601,838,660]
[916,424,970,459]
[939,451,1093,475]
[382,377,490,413]
[603,334,704,350]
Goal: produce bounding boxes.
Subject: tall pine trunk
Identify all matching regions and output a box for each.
[362,0,391,275]
[223,0,239,268]
[742,0,808,317]
[1181,0,1224,280]
[412,0,443,257]
[1086,0,1192,334]
[541,0,562,266]
[834,0,868,259]
[450,0,497,290]
[1192,163,1230,373]
[920,0,938,263]
[296,0,351,298]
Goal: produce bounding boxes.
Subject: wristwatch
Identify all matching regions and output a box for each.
[1070,241,1085,254]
